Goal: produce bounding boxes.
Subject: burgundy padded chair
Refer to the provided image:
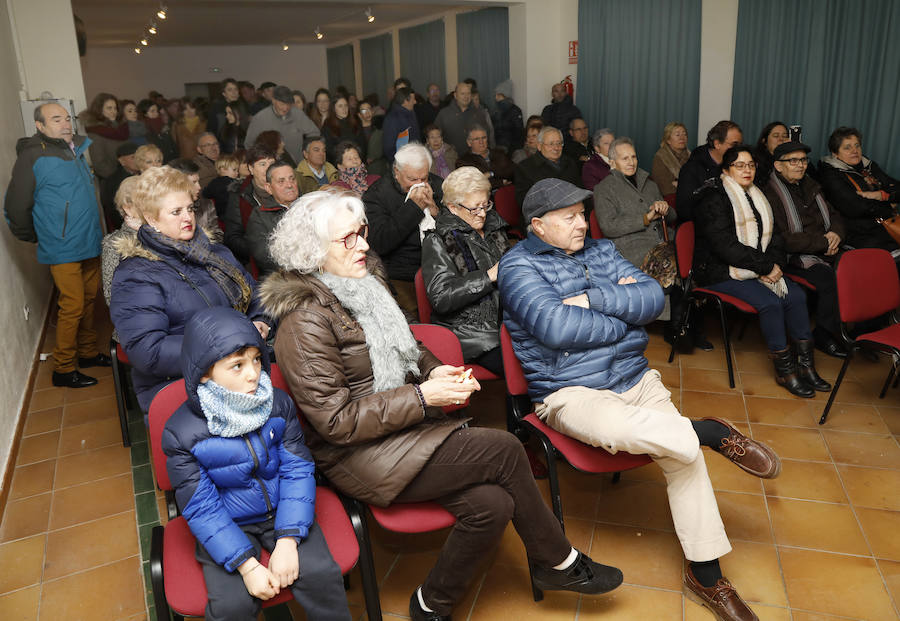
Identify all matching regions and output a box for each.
[494,184,523,237]
[819,249,900,424]
[110,339,132,446]
[148,367,368,621]
[589,210,605,239]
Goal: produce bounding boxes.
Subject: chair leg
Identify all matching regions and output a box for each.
[820,353,853,425]
[536,434,564,533]
[149,525,170,621]
[879,364,895,399]
[528,561,544,602]
[667,295,692,363]
[347,500,383,621]
[611,472,621,484]
[716,302,736,388]
[110,340,131,447]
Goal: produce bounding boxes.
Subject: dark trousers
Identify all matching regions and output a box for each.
[394,427,571,616]
[705,278,811,351]
[785,262,840,335]
[470,345,503,376]
[196,520,351,621]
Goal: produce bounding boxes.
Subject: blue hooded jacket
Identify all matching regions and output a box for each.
[499,233,664,401]
[161,307,315,573]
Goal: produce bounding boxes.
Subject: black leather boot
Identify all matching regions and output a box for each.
[794,339,832,392]
[768,347,814,398]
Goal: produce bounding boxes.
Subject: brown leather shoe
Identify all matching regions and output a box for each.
[684,565,758,621]
[701,417,781,479]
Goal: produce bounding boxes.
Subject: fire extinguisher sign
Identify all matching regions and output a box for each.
[568,40,578,64]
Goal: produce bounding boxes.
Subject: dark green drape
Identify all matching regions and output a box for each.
[360,33,394,99]
[732,0,900,173]
[457,8,510,111]
[326,44,355,93]
[399,19,446,94]
[577,0,701,168]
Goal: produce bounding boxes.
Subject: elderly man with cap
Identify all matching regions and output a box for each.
[499,178,781,621]
[764,141,848,358]
[245,85,319,163]
[100,141,139,229]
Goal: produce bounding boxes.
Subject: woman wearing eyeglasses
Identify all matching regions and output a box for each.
[694,144,829,398]
[420,166,512,375]
[261,188,618,621]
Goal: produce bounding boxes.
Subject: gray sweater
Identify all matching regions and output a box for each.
[245,105,319,162]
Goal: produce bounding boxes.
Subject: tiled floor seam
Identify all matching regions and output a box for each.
[38,553,142,585]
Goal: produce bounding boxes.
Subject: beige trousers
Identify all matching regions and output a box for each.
[535,369,732,562]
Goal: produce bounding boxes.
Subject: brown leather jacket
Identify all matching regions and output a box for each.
[259,264,467,506]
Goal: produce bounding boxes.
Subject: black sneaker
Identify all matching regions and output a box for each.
[78,353,112,368]
[531,551,623,595]
[52,370,98,388]
[408,589,451,621]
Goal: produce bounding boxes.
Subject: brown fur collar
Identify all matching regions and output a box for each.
[113,225,224,261]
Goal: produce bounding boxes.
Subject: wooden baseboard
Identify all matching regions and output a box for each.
[0,293,53,516]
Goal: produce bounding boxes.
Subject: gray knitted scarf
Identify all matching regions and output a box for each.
[315,272,421,392]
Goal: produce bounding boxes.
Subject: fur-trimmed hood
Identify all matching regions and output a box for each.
[113,224,224,261]
[820,153,872,171]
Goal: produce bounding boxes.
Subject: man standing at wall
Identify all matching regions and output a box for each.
[435,82,481,157]
[245,86,319,164]
[5,103,109,388]
[541,83,582,133]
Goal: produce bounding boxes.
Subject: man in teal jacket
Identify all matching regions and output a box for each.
[5,103,109,387]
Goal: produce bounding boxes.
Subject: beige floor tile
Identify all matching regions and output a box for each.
[43,512,139,580]
[62,395,118,428]
[57,417,122,456]
[29,388,65,413]
[682,367,738,393]
[856,507,900,561]
[578,583,682,620]
[679,345,732,370]
[820,403,892,433]
[49,474,133,530]
[749,424,830,461]
[0,535,46,594]
[589,523,684,590]
[740,372,809,399]
[767,497,869,555]
[62,377,116,405]
[0,585,41,621]
[702,448,765,494]
[734,349,773,375]
[554,465,604,521]
[779,547,896,620]
[745,396,817,427]
[719,541,788,606]
[54,445,131,489]
[39,555,144,621]
[838,465,900,511]
[23,408,62,436]
[789,612,861,621]
[822,430,900,468]
[468,563,579,620]
[877,405,900,435]
[16,431,59,466]
[0,494,51,542]
[594,479,673,532]
[716,491,774,544]
[877,559,900,615]
[681,391,746,421]
[618,460,668,485]
[8,460,56,501]
[763,460,847,503]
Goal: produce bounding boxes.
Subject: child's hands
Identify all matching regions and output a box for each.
[238,558,280,600]
[268,538,300,588]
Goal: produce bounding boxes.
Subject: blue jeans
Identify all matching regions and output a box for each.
[704,278,811,351]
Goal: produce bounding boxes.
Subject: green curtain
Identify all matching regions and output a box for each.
[399,19,446,94]
[360,33,394,100]
[326,44,355,93]
[457,8,510,111]
[577,0,701,168]
[732,0,900,173]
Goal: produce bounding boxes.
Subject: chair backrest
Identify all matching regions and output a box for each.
[500,324,529,397]
[409,323,464,366]
[663,193,677,210]
[589,210,605,239]
[414,268,432,323]
[148,380,189,492]
[836,248,900,323]
[494,185,521,230]
[674,221,695,280]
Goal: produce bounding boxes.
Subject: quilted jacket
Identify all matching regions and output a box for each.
[161,307,315,572]
[499,233,663,401]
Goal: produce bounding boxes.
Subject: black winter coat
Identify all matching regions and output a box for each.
[676,145,720,223]
[540,96,582,132]
[491,99,524,153]
[514,152,581,209]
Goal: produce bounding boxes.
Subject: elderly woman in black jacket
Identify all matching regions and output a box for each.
[421,166,510,374]
[695,145,829,399]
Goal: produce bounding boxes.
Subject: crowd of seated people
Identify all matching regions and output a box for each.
[77,74,900,621]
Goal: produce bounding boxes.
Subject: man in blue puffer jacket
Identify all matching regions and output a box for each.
[161,307,351,621]
[499,179,782,621]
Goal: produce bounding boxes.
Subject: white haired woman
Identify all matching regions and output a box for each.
[110,166,270,411]
[260,189,623,621]
[421,167,511,374]
[362,142,443,314]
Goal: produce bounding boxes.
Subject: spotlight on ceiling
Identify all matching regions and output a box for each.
[134,47,142,54]
[365,7,375,23]
[315,26,323,40]
[148,22,158,35]
[140,37,149,46]
[282,41,289,51]
[156,5,167,20]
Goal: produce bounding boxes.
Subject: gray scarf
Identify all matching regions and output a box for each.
[315,272,421,392]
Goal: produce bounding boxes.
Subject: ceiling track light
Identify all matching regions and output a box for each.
[281,41,289,51]
[365,7,375,23]
[134,47,142,54]
[156,4,168,20]
[140,37,149,46]
[315,26,323,40]
[147,22,158,35]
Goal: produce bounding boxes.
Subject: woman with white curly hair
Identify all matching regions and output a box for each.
[260,189,622,621]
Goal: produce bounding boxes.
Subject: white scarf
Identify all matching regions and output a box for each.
[720,173,787,297]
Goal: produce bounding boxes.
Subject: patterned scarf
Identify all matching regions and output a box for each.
[431,146,451,178]
[315,272,421,392]
[198,371,273,437]
[657,144,689,179]
[339,164,370,195]
[767,174,830,268]
[139,226,253,312]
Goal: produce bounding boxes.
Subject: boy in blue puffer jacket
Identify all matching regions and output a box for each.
[161,307,351,621]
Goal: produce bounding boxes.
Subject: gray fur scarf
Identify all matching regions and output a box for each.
[315,272,421,392]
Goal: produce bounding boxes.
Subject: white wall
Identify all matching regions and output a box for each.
[698,0,739,143]
[80,44,328,104]
[0,0,56,483]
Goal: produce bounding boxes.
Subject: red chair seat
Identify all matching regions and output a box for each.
[857,324,900,350]
[785,273,817,290]
[522,413,652,473]
[693,288,759,314]
[369,502,456,533]
[116,343,130,365]
[469,364,500,381]
[316,487,359,573]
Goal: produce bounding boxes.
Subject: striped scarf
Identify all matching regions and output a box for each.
[767,174,830,268]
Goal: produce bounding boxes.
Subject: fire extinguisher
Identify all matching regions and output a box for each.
[561,75,574,99]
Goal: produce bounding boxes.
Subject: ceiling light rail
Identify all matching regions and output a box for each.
[134,4,169,54]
